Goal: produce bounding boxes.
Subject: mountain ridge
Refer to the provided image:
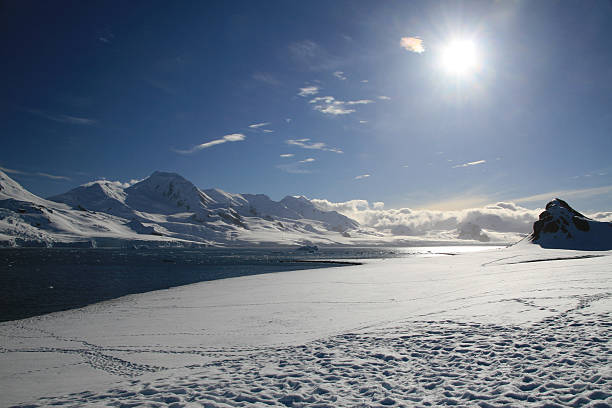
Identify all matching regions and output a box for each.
[1,170,365,247]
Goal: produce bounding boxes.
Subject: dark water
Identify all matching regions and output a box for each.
[0,246,497,322]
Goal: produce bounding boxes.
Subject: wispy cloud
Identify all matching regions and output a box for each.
[333,71,347,80]
[286,138,343,154]
[288,40,339,71]
[308,96,374,116]
[277,157,316,174]
[354,174,370,180]
[36,172,72,181]
[144,78,178,95]
[361,80,369,83]
[400,36,425,53]
[263,129,274,133]
[0,166,27,175]
[98,35,114,43]
[280,154,294,158]
[174,133,246,154]
[512,185,612,204]
[97,28,115,44]
[248,122,270,129]
[26,109,97,125]
[0,166,71,181]
[359,120,368,124]
[298,86,319,97]
[252,72,281,86]
[453,160,486,168]
[378,95,391,100]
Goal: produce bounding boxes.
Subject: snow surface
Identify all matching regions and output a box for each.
[1,245,610,407]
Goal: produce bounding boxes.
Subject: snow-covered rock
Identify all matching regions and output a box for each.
[530,198,612,250]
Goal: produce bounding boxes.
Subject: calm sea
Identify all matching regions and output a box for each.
[0,246,499,322]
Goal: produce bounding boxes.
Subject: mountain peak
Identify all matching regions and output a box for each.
[125,171,214,213]
[149,171,186,180]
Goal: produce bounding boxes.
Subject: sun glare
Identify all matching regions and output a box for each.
[441,39,479,76]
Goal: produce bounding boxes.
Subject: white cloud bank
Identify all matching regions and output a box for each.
[175,133,245,154]
[311,199,542,237]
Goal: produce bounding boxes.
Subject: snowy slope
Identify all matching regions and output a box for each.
[2,170,366,247]
[1,245,610,406]
[530,198,612,250]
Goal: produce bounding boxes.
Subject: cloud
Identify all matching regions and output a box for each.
[453,160,486,168]
[144,78,177,95]
[286,138,343,154]
[248,122,270,129]
[26,109,97,125]
[591,212,612,222]
[312,199,541,237]
[400,36,425,53]
[280,154,294,158]
[354,174,370,180]
[288,40,339,71]
[308,96,374,116]
[83,178,140,188]
[0,166,27,175]
[378,95,391,100]
[263,129,274,133]
[333,71,347,80]
[346,99,374,105]
[277,157,316,174]
[174,133,246,154]
[35,172,71,181]
[252,72,281,86]
[298,86,319,97]
[97,28,115,44]
[511,185,612,204]
[361,80,369,83]
[359,120,368,124]
[0,166,71,181]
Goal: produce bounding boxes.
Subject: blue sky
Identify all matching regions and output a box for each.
[1,0,611,212]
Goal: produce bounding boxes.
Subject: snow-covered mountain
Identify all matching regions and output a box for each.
[1,170,364,247]
[8,170,607,249]
[530,198,612,250]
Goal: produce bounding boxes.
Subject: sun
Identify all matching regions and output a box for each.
[441,39,479,76]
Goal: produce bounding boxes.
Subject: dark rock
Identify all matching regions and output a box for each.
[572,216,589,232]
[542,221,559,233]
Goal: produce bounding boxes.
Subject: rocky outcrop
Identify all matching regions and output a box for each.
[530,198,612,250]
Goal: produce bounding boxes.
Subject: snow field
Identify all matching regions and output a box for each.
[1,246,611,407]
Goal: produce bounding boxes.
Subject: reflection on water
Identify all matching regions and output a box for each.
[0,246,500,322]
